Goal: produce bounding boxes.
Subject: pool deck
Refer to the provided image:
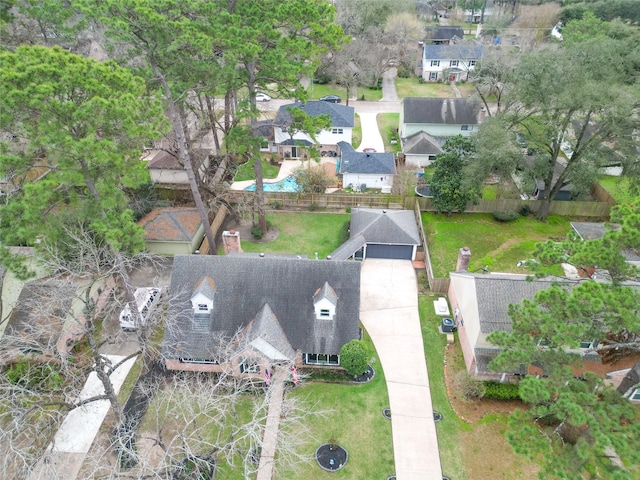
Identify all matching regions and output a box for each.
[230,158,337,191]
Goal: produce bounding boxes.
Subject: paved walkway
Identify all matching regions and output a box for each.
[29,355,138,480]
[360,259,442,480]
[256,368,287,480]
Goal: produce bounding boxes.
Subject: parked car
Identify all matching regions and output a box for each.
[362,147,376,153]
[319,94,341,103]
[255,92,271,102]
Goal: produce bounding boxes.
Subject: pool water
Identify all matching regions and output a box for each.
[245,176,300,192]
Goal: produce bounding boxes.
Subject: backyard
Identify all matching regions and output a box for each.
[395,77,476,99]
[422,212,571,277]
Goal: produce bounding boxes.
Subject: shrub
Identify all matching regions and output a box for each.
[308,203,319,211]
[339,220,350,245]
[251,225,264,239]
[519,204,532,216]
[269,200,282,210]
[6,359,64,391]
[483,381,521,400]
[492,210,520,222]
[453,370,486,400]
[397,66,412,78]
[340,340,369,377]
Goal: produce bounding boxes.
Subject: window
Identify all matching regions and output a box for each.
[430,60,440,67]
[240,357,259,374]
[461,125,471,131]
[631,389,640,401]
[450,60,459,67]
[198,303,209,312]
[180,358,219,365]
[579,340,596,350]
[304,353,340,366]
[469,60,477,67]
[320,309,330,317]
[331,128,343,135]
[429,72,438,81]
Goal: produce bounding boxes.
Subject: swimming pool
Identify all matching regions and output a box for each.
[245,176,300,193]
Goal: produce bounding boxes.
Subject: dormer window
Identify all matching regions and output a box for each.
[191,276,216,313]
[313,282,338,320]
[198,304,209,312]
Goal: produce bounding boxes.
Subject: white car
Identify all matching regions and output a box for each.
[255,92,271,102]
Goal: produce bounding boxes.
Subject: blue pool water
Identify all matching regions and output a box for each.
[245,176,300,192]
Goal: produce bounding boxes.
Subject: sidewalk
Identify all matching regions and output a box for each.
[29,355,138,480]
[256,368,288,480]
[360,259,442,479]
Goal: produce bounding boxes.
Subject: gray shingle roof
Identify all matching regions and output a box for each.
[402,97,482,125]
[328,234,366,261]
[422,41,483,61]
[275,101,355,128]
[245,304,296,361]
[571,222,640,262]
[163,255,361,361]
[425,25,465,42]
[338,142,396,175]
[402,130,443,155]
[350,208,421,245]
[617,359,640,395]
[314,282,338,305]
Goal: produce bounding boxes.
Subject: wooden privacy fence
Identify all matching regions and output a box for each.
[414,202,450,294]
[197,204,229,255]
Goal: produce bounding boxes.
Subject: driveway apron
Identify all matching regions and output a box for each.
[360,259,442,479]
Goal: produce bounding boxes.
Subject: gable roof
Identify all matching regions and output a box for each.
[338,142,396,175]
[138,208,203,243]
[402,130,444,155]
[163,255,361,360]
[617,359,640,396]
[424,25,465,42]
[245,304,296,361]
[275,101,355,128]
[402,97,482,126]
[571,222,640,263]
[350,208,421,246]
[422,40,483,61]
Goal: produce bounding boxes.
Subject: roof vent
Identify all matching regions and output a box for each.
[259,252,265,257]
[326,255,332,260]
[382,210,386,214]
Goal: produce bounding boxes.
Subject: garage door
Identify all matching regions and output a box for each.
[365,244,413,260]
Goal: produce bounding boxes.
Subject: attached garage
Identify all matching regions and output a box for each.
[365,244,415,260]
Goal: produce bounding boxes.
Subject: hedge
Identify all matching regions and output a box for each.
[482,381,521,400]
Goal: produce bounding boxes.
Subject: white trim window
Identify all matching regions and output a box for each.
[468,60,477,67]
[430,60,440,67]
[304,353,340,366]
[631,388,640,401]
[450,60,459,67]
[331,128,343,134]
[461,125,472,131]
[429,72,438,81]
[240,357,260,374]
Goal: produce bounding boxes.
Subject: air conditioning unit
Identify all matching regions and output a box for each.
[441,317,456,333]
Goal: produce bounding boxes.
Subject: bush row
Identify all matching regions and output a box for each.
[482,381,521,400]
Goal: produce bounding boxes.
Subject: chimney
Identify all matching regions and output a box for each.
[456,246,471,272]
[222,230,242,254]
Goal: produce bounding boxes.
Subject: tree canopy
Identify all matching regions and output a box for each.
[0,45,165,275]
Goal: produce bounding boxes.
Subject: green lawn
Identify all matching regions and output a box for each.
[237,212,349,259]
[396,77,455,98]
[422,213,571,277]
[280,331,394,479]
[376,113,400,153]
[352,113,362,150]
[597,175,636,204]
[419,294,468,479]
[233,157,280,182]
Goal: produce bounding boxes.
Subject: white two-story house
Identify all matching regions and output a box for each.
[421,41,483,82]
[274,101,354,158]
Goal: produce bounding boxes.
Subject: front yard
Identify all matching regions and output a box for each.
[395,77,476,99]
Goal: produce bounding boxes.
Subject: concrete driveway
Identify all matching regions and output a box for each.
[360,259,442,480]
[356,112,385,153]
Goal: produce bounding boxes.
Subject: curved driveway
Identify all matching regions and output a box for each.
[360,259,442,479]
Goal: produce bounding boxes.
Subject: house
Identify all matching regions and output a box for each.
[138,208,205,255]
[420,40,483,82]
[447,247,640,379]
[400,130,443,167]
[399,97,483,140]
[162,255,361,375]
[274,101,354,159]
[337,142,396,191]
[464,1,494,23]
[571,222,640,268]
[424,25,464,45]
[615,359,640,403]
[143,147,210,185]
[329,208,421,261]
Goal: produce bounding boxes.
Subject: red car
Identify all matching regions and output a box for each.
[362,148,376,153]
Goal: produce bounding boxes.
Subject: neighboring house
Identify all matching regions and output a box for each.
[138,208,205,255]
[252,120,277,154]
[399,97,483,140]
[420,40,483,82]
[571,222,640,268]
[424,25,464,45]
[143,147,210,185]
[616,359,640,403]
[330,208,421,261]
[464,1,494,23]
[400,130,443,167]
[162,255,361,375]
[337,142,396,191]
[274,101,354,158]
